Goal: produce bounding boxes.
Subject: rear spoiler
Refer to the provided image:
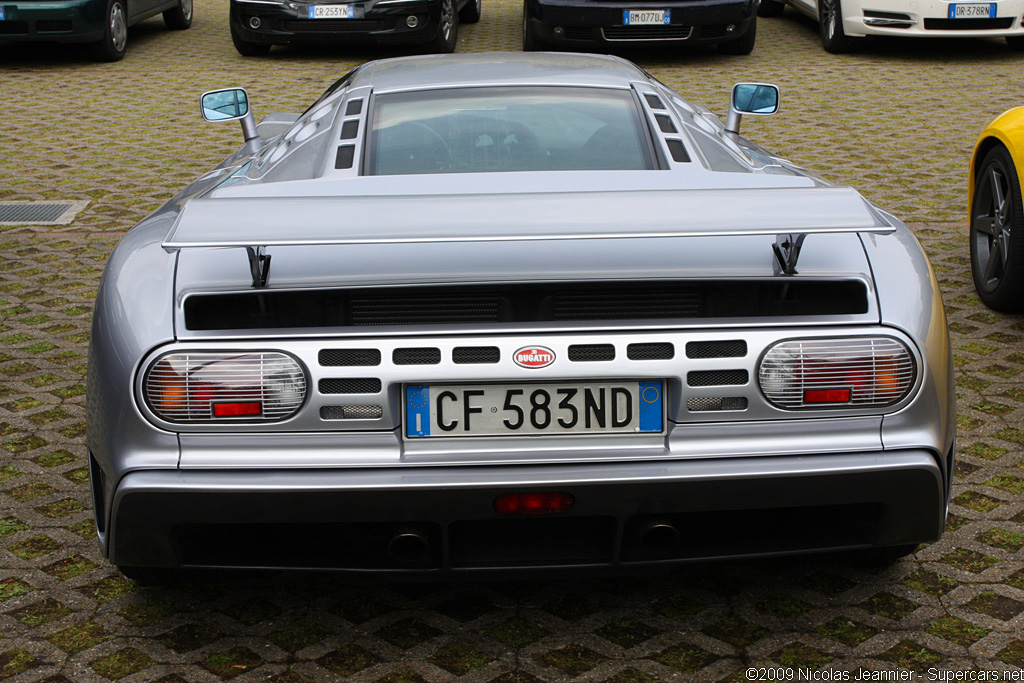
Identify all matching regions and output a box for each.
[163,186,894,287]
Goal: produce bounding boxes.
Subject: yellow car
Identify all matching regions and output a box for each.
[970,107,1024,312]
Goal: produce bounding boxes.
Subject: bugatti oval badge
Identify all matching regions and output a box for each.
[514,346,555,369]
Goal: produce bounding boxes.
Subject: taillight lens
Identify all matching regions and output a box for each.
[143,352,306,423]
[758,337,915,409]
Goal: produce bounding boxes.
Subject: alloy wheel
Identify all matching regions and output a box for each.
[973,161,1013,292]
[439,0,454,44]
[821,0,837,41]
[110,2,127,53]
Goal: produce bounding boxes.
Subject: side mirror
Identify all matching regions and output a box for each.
[200,88,259,142]
[725,83,779,137]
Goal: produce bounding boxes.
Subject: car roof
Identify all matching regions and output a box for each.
[348,52,651,93]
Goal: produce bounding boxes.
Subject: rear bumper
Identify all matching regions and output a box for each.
[107,449,945,575]
[0,0,104,43]
[524,0,755,46]
[229,0,443,46]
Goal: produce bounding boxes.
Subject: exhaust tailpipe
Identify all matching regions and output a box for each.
[640,519,680,554]
[388,528,430,563]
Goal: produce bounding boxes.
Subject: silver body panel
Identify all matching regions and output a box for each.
[86,52,955,573]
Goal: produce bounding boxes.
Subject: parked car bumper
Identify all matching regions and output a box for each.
[229,0,444,46]
[0,0,105,43]
[105,449,945,575]
[524,0,755,47]
[842,0,1024,37]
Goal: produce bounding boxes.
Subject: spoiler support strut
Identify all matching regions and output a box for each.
[772,233,806,276]
[246,246,271,288]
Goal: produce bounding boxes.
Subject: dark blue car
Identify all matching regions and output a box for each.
[0,0,191,61]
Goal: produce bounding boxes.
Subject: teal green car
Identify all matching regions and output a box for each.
[0,0,192,61]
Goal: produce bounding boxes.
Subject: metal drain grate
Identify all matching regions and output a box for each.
[0,200,88,226]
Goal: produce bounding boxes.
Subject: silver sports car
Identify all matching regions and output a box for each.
[86,53,955,581]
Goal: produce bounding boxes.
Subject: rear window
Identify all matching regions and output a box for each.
[367,86,654,175]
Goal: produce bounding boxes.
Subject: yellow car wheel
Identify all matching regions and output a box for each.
[970,144,1024,312]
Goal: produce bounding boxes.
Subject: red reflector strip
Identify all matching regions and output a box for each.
[495,492,574,515]
[213,402,263,417]
[803,389,851,403]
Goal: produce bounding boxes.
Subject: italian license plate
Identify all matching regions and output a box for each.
[948,3,995,17]
[405,381,664,438]
[623,9,670,24]
[309,4,354,18]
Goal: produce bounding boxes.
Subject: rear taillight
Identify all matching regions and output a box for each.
[758,337,915,409]
[143,352,306,423]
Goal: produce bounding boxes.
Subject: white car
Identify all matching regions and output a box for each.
[758,0,1024,52]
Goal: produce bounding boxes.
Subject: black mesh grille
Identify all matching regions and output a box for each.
[340,120,359,140]
[320,405,383,420]
[569,344,615,362]
[352,293,500,325]
[453,346,500,364]
[449,517,615,566]
[319,349,381,366]
[687,370,749,387]
[627,343,674,360]
[686,340,747,359]
[184,280,869,330]
[924,17,1013,28]
[562,26,595,40]
[694,24,731,38]
[602,25,691,39]
[552,283,701,320]
[687,397,748,412]
[393,348,441,365]
[319,378,382,394]
[643,94,665,110]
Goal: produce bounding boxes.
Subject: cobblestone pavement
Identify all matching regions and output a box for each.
[2,2,1024,680]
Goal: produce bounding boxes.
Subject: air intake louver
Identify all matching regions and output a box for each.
[319,378,382,394]
[453,346,500,364]
[184,280,869,331]
[686,340,746,359]
[627,343,674,360]
[393,348,441,365]
[687,370,749,387]
[319,349,381,366]
[568,344,615,362]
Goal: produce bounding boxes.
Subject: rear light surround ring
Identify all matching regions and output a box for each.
[140,349,309,426]
[757,335,919,411]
